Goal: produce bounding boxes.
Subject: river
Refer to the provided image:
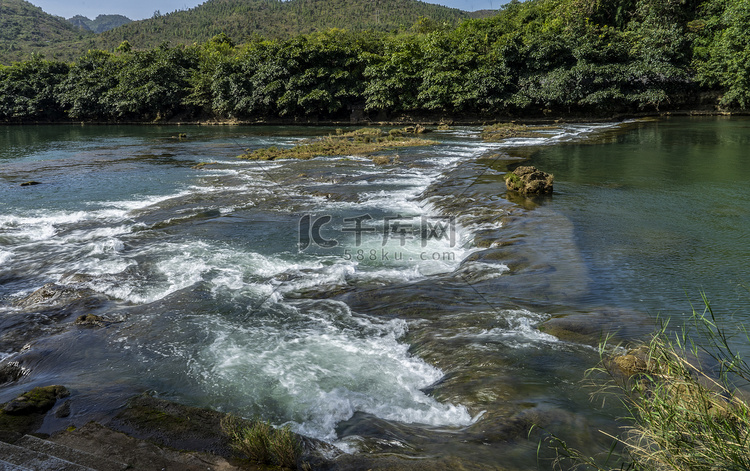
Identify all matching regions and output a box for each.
[1,117,749,469]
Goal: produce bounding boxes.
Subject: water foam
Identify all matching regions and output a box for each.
[0,249,12,266]
[185,302,475,443]
[484,309,560,348]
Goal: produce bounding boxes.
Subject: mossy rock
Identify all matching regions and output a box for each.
[112,394,338,467]
[0,385,70,435]
[239,127,437,161]
[503,166,554,195]
[482,123,558,141]
[3,385,69,415]
[113,394,232,457]
[371,154,400,165]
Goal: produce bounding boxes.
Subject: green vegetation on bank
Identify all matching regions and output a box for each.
[546,296,750,470]
[1,0,749,122]
[239,127,437,160]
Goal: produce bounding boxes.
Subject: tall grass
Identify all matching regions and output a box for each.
[543,293,750,470]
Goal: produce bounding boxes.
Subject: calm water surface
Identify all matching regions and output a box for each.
[0,118,748,469]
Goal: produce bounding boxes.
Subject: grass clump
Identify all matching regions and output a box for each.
[544,293,750,470]
[222,415,302,469]
[238,127,437,161]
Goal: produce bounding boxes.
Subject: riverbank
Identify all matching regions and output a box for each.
[1,107,747,127]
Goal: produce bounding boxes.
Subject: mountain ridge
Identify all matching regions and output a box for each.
[0,0,94,63]
[67,14,133,34]
[1,0,493,64]
[94,0,478,49]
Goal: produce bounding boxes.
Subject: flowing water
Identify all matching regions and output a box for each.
[0,118,748,469]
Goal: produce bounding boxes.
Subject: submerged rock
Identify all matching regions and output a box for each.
[0,361,27,384]
[16,283,97,309]
[539,309,654,346]
[20,181,42,186]
[14,283,112,321]
[504,166,554,195]
[54,399,72,418]
[51,422,240,471]
[74,313,108,327]
[112,394,340,467]
[59,272,95,284]
[371,153,400,165]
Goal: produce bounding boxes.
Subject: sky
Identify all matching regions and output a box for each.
[28,0,500,21]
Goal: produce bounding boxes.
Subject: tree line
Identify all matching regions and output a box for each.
[1,0,748,123]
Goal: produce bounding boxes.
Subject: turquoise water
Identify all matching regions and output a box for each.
[0,119,748,468]
[528,117,750,319]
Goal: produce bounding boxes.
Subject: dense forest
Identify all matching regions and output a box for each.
[1,0,748,123]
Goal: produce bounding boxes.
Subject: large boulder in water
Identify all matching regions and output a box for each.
[504,166,554,195]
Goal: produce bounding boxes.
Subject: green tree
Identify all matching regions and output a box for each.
[363,34,423,113]
[0,55,68,121]
[693,0,750,108]
[105,45,199,120]
[58,49,119,120]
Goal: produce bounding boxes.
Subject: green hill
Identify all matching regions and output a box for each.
[1,0,481,64]
[67,14,133,34]
[93,0,474,50]
[0,0,94,64]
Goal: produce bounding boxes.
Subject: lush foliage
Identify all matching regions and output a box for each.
[692,0,750,108]
[1,0,749,122]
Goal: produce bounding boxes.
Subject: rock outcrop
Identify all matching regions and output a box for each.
[504,166,554,195]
